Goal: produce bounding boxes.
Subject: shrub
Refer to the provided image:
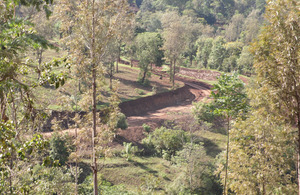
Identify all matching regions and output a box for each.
[49,133,73,166]
[116,113,128,130]
[142,126,188,160]
[123,142,138,161]
[142,123,151,133]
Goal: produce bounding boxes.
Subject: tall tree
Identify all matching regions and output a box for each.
[57,0,131,194]
[134,32,164,84]
[196,37,213,69]
[210,73,248,195]
[251,0,300,193]
[207,36,226,70]
[161,11,188,87]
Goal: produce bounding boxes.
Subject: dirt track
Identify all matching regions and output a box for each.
[114,78,211,147]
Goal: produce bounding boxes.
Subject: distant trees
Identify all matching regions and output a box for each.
[133,0,266,75]
[207,36,227,70]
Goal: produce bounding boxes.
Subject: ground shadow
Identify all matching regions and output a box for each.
[131,161,158,176]
[201,137,223,158]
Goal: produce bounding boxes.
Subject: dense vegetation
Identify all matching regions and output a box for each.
[0,0,299,194]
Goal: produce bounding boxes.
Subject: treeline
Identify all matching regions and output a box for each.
[129,0,264,76]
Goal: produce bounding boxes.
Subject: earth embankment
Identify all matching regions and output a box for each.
[119,85,195,117]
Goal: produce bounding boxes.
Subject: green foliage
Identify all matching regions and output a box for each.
[21,165,75,194]
[252,0,300,125]
[142,126,188,160]
[224,110,297,194]
[193,101,217,123]
[135,88,145,95]
[172,143,210,193]
[140,173,161,192]
[0,121,50,193]
[116,113,128,130]
[79,174,132,195]
[134,32,164,84]
[142,123,151,133]
[210,72,248,118]
[237,46,253,75]
[249,0,300,192]
[123,142,138,161]
[192,101,224,132]
[49,133,73,166]
[207,36,226,70]
[196,37,213,68]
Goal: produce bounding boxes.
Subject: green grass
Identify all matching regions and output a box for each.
[99,156,181,193]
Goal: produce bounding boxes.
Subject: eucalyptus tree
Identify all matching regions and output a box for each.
[56,0,132,194]
[161,11,188,87]
[225,84,296,194]
[251,0,300,193]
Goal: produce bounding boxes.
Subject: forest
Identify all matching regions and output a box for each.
[0,0,299,194]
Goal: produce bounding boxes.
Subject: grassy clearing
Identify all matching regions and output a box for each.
[98,156,182,193]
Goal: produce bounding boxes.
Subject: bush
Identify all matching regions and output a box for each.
[142,126,188,160]
[116,113,128,130]
[123,142,138,161]
[142,123,151,133]
[49,133,73,166]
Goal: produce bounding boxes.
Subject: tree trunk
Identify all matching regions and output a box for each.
[116,45,121,73]
[223,117,230,195]
[91,0,98,194]
[169,61,173,82]
[109,62,114,89]
[297,110,300,195]
[75,127,78,195]
[78,79,81,94]
[141,70,147,84]
[9,155,13,194]
[0,91,8,122]
[172,59,176,88]
[109,75,112,90]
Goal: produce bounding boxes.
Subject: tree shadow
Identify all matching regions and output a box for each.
[201,137,223,158]
[131,161,158,176]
